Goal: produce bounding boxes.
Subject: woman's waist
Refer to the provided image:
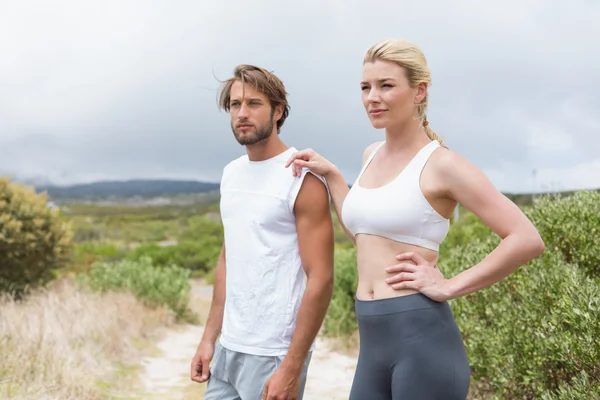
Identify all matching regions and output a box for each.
[355,292,447,316]
[355,239,439,300]
[353,293,454,343]
[355,279,418,300]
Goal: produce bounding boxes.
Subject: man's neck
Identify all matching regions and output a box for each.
[246,134,289,162]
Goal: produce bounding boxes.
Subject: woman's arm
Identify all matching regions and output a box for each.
[386,149,545,301]
[322,166,354,243]
[438,150,545,298]
[286,142,382,245]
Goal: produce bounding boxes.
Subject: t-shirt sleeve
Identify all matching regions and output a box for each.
[288,167,330,212]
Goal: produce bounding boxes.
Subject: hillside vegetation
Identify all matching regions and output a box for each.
[2,173,598,399]
[0,178,202,398]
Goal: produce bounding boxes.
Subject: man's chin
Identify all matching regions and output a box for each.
[234,131,271,146]
[235,132,254,145]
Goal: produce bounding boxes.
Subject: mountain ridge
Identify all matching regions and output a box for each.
[32,179,220,199]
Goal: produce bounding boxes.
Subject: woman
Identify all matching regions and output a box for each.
[285,38,545,400]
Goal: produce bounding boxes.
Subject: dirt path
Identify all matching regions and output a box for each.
[138,282,357,399]
[140,324,206,398]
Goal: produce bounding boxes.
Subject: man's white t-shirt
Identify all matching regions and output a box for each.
[218,147,326,357]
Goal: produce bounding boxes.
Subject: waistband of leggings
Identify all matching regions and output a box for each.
[355,293,446,316]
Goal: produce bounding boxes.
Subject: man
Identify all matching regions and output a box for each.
[190,64,335,400]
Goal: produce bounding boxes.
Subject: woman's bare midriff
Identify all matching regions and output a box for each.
[355,234,440,301]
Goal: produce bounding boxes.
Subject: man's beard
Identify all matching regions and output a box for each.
[231,117,275,146]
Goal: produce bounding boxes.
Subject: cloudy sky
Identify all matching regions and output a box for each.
[1,0,598,193]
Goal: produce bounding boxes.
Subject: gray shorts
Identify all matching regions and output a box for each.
[204,342,312,400]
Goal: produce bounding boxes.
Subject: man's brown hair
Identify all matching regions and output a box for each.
[217,64,290,133]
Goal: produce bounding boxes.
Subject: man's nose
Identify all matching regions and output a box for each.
[237,102,250,118]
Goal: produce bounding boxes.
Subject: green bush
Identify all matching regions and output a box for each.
[127,238,221,276]
[68,242,127,273]
[439,209,493,253]
[72,224,104,242]
[540,371,600,400]
[0,177,72,296]
[442,237,600,399]
[127,214,224,277]
[179,214,223,242]
[526,190,600,278]
[79,257,192,320]
[322,247,358,337]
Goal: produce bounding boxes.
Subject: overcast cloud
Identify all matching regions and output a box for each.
[1,0,599,193]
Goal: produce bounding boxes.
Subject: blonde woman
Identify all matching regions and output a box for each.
[286,39,544,399]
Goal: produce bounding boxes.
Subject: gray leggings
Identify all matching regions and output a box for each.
[349,293,471,400]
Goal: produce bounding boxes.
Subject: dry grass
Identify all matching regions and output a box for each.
[0,278,176,400]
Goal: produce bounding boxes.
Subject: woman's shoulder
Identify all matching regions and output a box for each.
[428,146,471,175]
[426,145,489,196]
[361,141,384,165]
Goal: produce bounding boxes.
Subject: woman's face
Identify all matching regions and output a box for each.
[360,59,425,129]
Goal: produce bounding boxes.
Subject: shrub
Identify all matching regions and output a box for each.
[442,238,600,399]
[68,242,127,273]
[72,224,104,242]
[322,247,358,337]
[526,190,600,279]
[540,371,600,400]
[179,214,223,242]
[127,238,221,276]
[439,209,493,253]
[78,257,192,321]
[0,177,72,296]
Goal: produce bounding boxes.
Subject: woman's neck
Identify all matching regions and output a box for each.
[383,118,431,153]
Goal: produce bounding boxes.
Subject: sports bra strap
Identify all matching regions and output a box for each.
[356,141,385,180]
[410,140,440,176]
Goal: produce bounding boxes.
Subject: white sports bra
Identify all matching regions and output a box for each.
[341,140,450,251]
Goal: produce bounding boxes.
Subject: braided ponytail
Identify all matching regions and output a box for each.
[422,115,447,148]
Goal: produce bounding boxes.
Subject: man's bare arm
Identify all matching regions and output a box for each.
[281,173,335,373]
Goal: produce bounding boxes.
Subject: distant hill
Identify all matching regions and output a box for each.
[34,179,220,199]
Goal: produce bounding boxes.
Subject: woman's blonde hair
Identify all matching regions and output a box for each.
[364,39,446,147]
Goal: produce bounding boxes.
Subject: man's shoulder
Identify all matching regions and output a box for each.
[224,153,248,171]
[219,155,248,193]
[221,154,248,178]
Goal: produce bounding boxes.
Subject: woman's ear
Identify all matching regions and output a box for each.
[414,82,428,104]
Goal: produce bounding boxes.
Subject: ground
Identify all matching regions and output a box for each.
[137,280,358,399]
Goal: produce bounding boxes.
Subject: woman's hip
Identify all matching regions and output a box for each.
[354,292,463,345]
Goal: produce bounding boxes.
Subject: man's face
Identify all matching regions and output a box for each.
[229,80,277,146]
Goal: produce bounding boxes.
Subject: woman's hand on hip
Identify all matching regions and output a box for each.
[285,148,335,178]
[385,252,453,302]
